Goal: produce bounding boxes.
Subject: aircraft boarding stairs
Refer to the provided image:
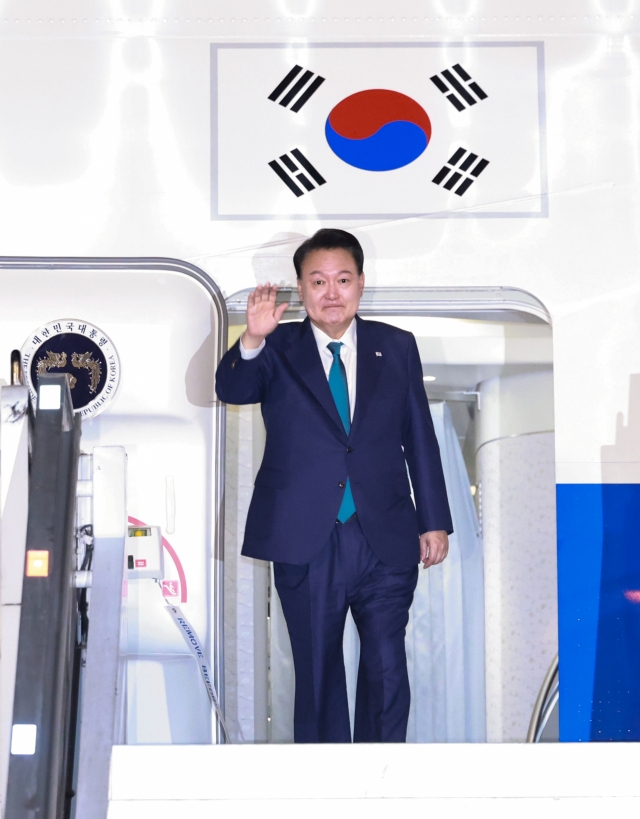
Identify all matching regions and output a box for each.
[0,366,592,819]
[1,371,133,818]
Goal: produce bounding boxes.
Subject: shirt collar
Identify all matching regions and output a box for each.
[310,317,357,354]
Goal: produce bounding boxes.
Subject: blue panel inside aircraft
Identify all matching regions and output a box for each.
[558,484,640,742]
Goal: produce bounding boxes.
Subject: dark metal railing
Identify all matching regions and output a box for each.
[5,374,81,819]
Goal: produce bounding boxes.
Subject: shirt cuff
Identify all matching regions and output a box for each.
[239,337,265,359]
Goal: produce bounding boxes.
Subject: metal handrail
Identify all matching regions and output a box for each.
[526,654,559,742]
[535,682,559,742]
[5,375,81,818]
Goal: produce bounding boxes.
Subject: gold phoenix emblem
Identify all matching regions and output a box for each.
[71,352,102,394]
[35,350,102,394]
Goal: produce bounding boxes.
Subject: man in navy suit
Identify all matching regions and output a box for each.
[216,229,452,743]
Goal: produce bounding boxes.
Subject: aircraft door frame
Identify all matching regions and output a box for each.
[0,255,229,743]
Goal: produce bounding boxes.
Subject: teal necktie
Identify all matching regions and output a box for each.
[327,342,356,522]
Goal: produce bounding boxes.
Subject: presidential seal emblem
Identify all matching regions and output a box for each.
[21,320,121,419]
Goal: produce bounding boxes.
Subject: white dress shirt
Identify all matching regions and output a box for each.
[239,318,358,421]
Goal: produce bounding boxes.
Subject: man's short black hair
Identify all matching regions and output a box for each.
[293,229,364,279]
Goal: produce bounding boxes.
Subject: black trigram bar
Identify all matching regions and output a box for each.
[431,148,489,197]
[430,64,488,111]
[268,64,325,112]
[269,149,327,197]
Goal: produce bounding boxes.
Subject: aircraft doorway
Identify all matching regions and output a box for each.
[0,258,228,761]
[224,286,557,744]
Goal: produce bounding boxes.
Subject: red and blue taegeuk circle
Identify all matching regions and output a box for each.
[325,89,432,172]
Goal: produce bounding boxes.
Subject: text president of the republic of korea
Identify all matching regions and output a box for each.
[215,228,452,743]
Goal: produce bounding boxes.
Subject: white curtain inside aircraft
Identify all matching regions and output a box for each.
[269,401,486,743]
[405,402,486,743]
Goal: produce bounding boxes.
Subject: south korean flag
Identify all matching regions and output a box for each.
[212,43,546,220]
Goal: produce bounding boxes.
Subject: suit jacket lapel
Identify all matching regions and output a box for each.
[352,315,384,435]
[284,318,346,438]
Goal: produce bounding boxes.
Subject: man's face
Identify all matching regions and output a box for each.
[297,248,365,338]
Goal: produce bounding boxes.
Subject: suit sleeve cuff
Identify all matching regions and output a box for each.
[239,337,265,359]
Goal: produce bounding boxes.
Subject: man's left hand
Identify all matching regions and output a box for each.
[420,530,449,569]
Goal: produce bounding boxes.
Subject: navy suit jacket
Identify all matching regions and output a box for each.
[215,315,453,568]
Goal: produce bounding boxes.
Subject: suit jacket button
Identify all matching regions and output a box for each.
[346,446,353,453]
[338,481,346,489]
